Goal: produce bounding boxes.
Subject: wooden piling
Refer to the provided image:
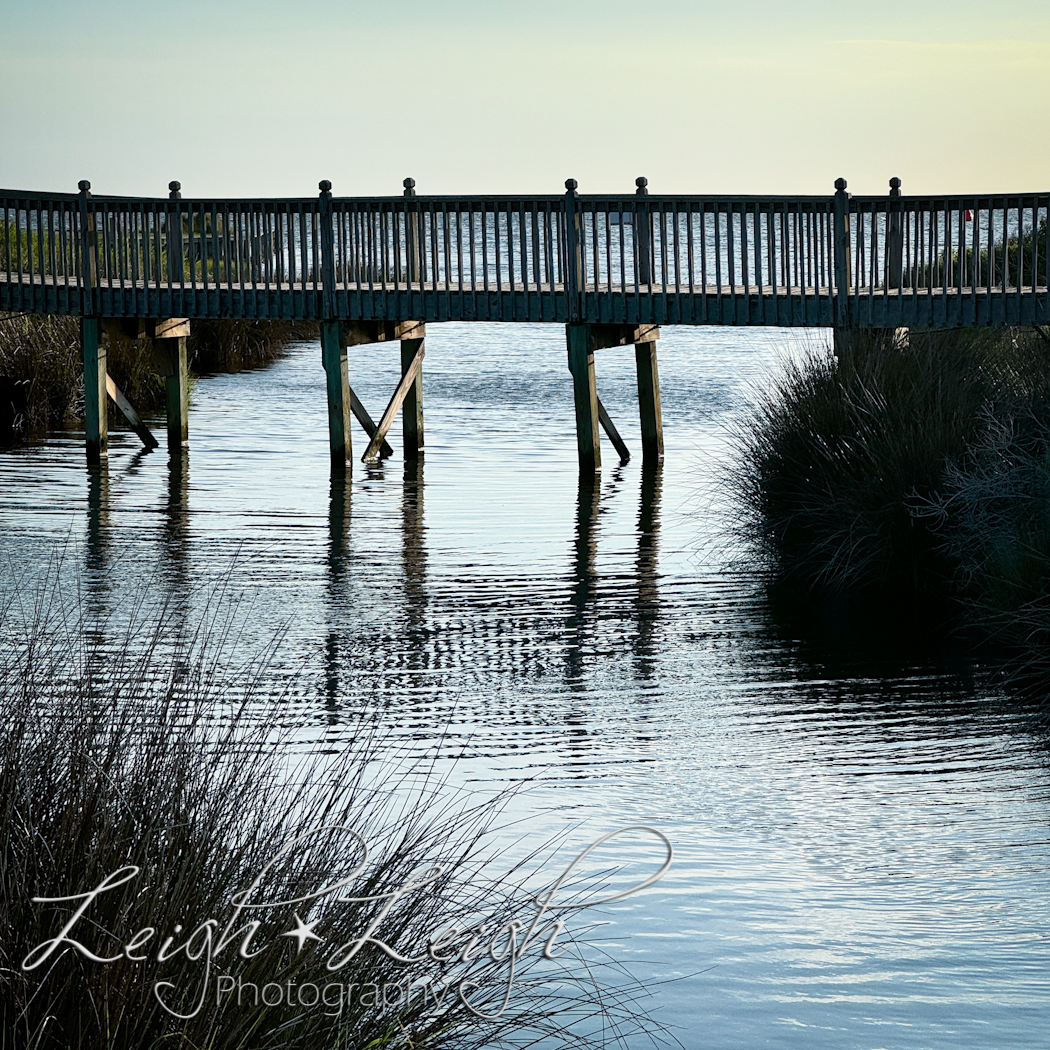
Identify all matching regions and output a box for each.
[567,323,600,473]
[148,318,191,452]
[81,316,106,463]
[399,322,425,459]
[163,339,189,451]
[634,338,663,462]
[321,320,352,469]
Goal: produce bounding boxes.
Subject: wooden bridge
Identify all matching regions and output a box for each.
[3,177,1048,472]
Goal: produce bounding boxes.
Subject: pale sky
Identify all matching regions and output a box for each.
[2,0,1047,198]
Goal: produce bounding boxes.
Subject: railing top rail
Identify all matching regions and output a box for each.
[4,186,1047,210]
[0,188,80,202]
[82,194,322,207]
[849,191,1050,206]
[329,193,839,206]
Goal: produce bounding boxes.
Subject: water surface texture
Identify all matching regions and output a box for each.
[2,325,1048,1049]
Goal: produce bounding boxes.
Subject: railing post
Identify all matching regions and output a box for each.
[833,177,852,350]
[403,177,420,285]
[564,178,581,323]
[887,177,903,290]
[635,176,651,286]
[77,179,106,464]
[77,179,96,318]
[168,180,183,296]
[318,179,335,321]
[318,180,351,471]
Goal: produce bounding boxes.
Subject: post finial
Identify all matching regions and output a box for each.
[403,177,416,194]
[78,180,91,192]
[635,176,648,189]
[168,180,181,199]
[318,179,332,193]
[889,176,901,195]
[565,178,578,192]
[834,177,847,192]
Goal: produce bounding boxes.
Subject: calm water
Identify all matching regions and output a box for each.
[2,325,1049,1049]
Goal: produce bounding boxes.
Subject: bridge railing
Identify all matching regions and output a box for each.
[847,192,1049,325]
[0,185,327,318]
[2,181,1047,325]
[326,193,571,321]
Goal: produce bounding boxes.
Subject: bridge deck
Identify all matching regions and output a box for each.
[3,271,1045,327]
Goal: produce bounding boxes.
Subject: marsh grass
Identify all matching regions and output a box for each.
[729,325,1050,689]
[727,328,1010,599]
[921,396,1050,691]
[0,315,82,439]
[0,315,311,443]
[0,584,670,1049]
[188,320,317,373]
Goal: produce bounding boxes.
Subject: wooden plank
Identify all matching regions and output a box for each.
[362,340,425,463]
[81,316,106,463]
[348,389,393,458]
[153,316,190,339]
[587,323,660,351]
[106,374,158,449]
[321,320,352,469]
[567,323,600,473]
[597,397,630,464]
[635,339,664,462]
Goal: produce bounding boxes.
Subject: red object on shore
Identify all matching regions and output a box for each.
[965,209,973,221]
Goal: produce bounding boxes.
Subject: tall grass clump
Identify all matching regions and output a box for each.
[730,324,1050,688]
[0,315,83,439]
[729,329,1008,600]
[922,390,1050,689]
[0,587,667,1049]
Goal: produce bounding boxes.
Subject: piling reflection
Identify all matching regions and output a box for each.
[159,450,191,620]
[323,470,353,715]
[566,477,601,683]
[400,458,428,669]
[633,462,663,681]
[84,464,110,649]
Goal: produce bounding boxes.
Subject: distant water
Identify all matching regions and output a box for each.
[2,324,1048,1049]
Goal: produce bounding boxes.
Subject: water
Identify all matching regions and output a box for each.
[2,324,1049,1049]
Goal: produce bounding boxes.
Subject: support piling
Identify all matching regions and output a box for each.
[81,316,106,464]
[567,323,601,474]
[321,320,352,470]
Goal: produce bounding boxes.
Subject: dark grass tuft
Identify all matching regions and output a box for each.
[728,325,1050,693]
[0,584,674,1049]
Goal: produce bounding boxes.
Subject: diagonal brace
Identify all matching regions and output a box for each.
[362,341,425,462]
[597,397,630,465]
[106,374,159,450]
[349,389,393,459]
[1034,325,1050,348]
